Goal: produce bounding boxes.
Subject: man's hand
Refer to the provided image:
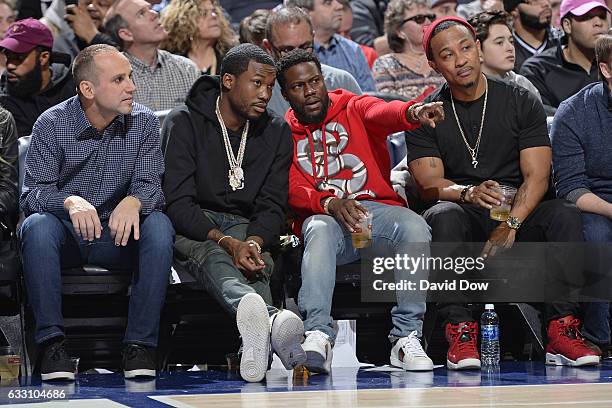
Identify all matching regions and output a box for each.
[327,198,368,233]
[481,223,516,259]
[220,237,266,277]
[65,0,98,44]
[64,195,102,241]
[466,180,504,209]
[109,196,141,246]
[413,102,445,128]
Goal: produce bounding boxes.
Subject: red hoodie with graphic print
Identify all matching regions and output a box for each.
[285,89,422,234]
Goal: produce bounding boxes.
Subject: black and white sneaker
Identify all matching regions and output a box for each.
[122,344,156,379]
[41,339,75,381]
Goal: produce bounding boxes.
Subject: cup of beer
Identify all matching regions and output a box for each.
[352,212,373,249]
[490,185,517,221]
[0,346,20,380]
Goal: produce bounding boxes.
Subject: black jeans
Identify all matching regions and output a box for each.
[423,199,586,327]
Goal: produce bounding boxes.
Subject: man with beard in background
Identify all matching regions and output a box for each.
[0,18,75,136]
[504,0,560,71]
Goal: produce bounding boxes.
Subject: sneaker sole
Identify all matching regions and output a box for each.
[390,356,434,371]
[447,358,481,370]
[545,352,600,367]
[41,371,75,381]
[237,293,271,382]
[271,311,307,370]
[124,368,156,378]
[303,348,332,374]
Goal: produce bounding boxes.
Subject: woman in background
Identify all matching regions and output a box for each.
[372,0,445,99]
[161,0,237,75]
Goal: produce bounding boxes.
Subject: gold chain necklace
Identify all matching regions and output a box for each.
[450,75,488,169]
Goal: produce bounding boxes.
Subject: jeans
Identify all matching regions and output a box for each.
[579,213,612,346]
[20,211,174,347]
[174,210,277,317]
[299,200,431,343]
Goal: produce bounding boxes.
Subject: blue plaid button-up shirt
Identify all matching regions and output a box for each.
[20,96,165,220]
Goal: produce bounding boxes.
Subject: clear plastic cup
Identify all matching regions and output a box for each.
[0,346,20,380]
[490,185,517,221]
[352,213,373,249]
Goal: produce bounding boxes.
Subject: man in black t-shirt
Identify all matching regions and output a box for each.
[407,16,601,370]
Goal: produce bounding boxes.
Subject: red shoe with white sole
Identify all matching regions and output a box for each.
[546,315,600,367]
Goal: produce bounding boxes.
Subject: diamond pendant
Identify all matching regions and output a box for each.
[228,170,243,191]
[233,166,244,181]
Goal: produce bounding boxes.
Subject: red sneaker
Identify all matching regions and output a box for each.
[546,315,600,367]
[445,321,481,370]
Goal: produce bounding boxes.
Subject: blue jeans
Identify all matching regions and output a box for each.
[173,210,277,317]
[581,213,612,346]
[20,211,174,347]
[299,201,431,343]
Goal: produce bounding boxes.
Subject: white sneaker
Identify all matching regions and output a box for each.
[270,310,307,370]
[390,331,434,371]
[236,293,271,382]
[302,330,333,374]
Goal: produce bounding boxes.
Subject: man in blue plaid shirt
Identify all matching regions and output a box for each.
[19,44,175,382]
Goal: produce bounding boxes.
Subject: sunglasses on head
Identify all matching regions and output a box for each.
[401,13,436,25]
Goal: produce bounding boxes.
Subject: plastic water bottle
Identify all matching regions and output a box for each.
[480,304,500,366]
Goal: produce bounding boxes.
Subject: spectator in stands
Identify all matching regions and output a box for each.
[349,0,389,48]
[373,0,445,99]
[408,16,600,369]
[469,10,542,98]
[277,49,444,374]
[337,0,378,68]
[218,0,281,25]
[162,44,305,383]
[0,0,15,38]
[0,19,76,137]
[0,0,15,74]
[104,0,200,111]
[160,0,237,74]
[239,9,270,48]
[458,0,505,19]
[56,0,117,59]
[0,107,18,243]
[263,6,362,117]
[520,0,610,113]
[550,35,612,354]
[432,0,458,17]
[19,44,174,381]
[552,0,562,27]
[504,0,559,71]
[285,0,377,91]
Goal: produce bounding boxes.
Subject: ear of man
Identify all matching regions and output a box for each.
[78,80,95,100]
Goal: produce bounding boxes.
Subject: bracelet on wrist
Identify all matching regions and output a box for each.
[322,197,335,215]
[408,102,423,123]
[459,185,473,203]
[247,239,262,253]
[217,235,232,246]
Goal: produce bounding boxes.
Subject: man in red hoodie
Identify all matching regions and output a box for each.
[277,49,444,373]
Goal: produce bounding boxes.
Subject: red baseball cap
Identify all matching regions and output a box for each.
[0,18,53,54]
[422,16,477,61]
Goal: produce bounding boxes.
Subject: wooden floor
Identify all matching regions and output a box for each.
[150,383,612,408]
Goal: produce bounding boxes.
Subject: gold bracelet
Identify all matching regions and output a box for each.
[217,235,231,246]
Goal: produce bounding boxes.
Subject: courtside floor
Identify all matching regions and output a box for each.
[1,361,612,407]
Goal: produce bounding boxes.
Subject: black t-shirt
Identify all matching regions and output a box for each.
[406,77,549,188]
